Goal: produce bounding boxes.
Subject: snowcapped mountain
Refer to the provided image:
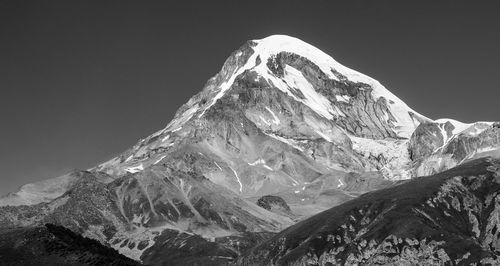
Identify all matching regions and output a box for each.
[0,35,499,265]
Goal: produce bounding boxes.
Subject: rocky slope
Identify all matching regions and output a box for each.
[0,168,291,264]
[0,35,498,265]
[239,157,500,265]
[410,119,500,177]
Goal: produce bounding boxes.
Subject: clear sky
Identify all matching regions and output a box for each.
[1,0,499,195]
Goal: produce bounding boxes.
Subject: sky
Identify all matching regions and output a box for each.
[0,0,499,195]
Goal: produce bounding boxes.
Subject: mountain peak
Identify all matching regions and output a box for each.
[201,34,429,137]
[250,34,372,84]
[110,36,434,173]
[254,34,429,123]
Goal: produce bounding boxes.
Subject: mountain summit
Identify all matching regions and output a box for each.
[158,34,428,138]
[0,35,499,265]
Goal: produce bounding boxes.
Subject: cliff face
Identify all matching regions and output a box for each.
[410,120,500,177]
[239,157,500,265]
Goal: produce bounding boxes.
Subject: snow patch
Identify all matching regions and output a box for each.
[435,118,472,135]
[476,146,499,153]
[335,95,350,103]
[125,164,144,174]
[249,158,266,166]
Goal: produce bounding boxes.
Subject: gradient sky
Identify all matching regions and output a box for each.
[1,0,499,195]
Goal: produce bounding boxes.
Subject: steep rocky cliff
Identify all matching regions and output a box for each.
[409,120,500,177]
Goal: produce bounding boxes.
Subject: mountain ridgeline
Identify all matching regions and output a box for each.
[0,35,499,265]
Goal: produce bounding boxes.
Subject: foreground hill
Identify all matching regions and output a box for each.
[0,224,140,266]
[239,157,500,265]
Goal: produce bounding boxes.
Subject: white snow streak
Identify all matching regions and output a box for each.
[248,158,273,171]
[283,66,336,119]
[154,156,166,165]
[315,130,332,142]
[214,161,222,171]
[265,107,280,124]
[259,116,271,126]
[263,164,273,171]
[230,167,243,193]
[476,146,499,153]
[266,132,304,151]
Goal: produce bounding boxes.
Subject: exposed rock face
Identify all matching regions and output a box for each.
[257,195,291,215]
[410,120,500,177]
[0,35,498,265]
[409,121,454,161]
[238,158,500,265]
[266,51,423,140]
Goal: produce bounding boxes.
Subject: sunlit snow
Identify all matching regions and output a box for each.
[125,164,144,173]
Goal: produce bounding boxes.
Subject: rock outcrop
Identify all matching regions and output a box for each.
[257,195,291,215]
[410,119,500,177]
